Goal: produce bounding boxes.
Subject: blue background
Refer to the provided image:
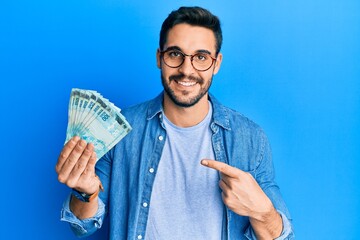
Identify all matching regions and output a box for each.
[1,0,359,239]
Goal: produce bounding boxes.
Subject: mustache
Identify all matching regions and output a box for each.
[169,73,203,83]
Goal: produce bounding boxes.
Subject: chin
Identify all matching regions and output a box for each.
[167,91,206,108]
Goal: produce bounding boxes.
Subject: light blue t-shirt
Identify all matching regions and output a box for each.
[145,103,224,240]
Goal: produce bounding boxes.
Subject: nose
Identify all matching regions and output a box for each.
[178,55,195,75]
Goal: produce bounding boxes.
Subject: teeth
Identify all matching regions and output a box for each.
[178,81,196,87]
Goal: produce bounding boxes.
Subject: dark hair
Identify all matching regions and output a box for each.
[159,6,222,55]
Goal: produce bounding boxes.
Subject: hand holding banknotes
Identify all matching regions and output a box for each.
[56,136,101,196]
[56,88,132,218]
[56,136,102,219]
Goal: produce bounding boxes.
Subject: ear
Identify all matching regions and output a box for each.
[156,49,161,69]
[213,52,223,75]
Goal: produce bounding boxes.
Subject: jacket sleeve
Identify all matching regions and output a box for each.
[244,211,295,239]
[244,129,295,239]
[59,150,112,237]
[60,194,106,237]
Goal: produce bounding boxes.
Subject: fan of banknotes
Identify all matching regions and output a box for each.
[65,88,132,160]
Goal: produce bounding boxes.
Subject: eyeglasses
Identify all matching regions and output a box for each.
[160,49,217,72]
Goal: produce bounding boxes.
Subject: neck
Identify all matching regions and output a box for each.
[163,93,210,128]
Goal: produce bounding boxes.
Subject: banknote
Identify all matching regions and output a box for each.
[65,88,132,160]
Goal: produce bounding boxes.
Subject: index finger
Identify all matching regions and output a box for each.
[201,159,244,178]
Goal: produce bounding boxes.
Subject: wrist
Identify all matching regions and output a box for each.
[250,207,283,239]
[72,188,99,202]
[71,180,104,203]
[253,205,277,222]
[70,192,100,220]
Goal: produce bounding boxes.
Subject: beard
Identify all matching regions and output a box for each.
[161,72,213,108]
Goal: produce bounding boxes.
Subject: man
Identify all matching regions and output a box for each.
[56,6,294,239]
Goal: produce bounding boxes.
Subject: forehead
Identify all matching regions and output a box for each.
[165,23,216,54]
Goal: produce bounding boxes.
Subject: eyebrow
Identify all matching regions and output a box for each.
[164,46,212,55]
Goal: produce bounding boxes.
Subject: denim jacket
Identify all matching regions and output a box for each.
[61,92,294,239]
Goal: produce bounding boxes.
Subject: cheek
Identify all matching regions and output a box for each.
[161,67,178,79]
[161,68,170,79]
[160,68,174,83]
[200,72,213,83]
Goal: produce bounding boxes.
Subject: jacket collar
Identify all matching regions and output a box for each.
[146,92,164,120]
[146,91,231,130]
[209,93,231,130]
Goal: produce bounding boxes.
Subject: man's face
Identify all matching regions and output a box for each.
[157,23,222,108]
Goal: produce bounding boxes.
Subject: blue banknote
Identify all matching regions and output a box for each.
[65,88,132,160]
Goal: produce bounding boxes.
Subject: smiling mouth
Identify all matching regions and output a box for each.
[176,80,197,87]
